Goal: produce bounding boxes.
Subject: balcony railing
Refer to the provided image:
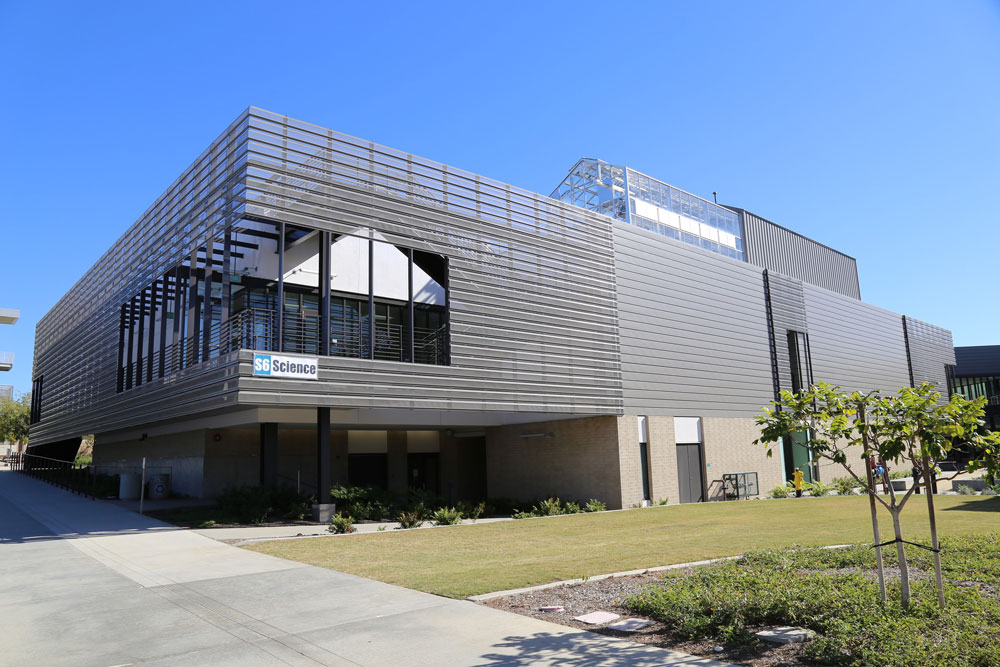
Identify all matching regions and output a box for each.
[122,307,449,388]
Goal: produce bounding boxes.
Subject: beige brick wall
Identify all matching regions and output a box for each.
[486,416,624,508]
[701,417,783,499]
[648,416,679,505]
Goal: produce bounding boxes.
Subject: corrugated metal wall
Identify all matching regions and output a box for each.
[235,109,623,416]
[613,222,775,417]
[739,209,862,300]
[904,316,956,393]
[802,283,911,393]
[31,112,251,444]
[31,108,624,445]
[766,272,810,394]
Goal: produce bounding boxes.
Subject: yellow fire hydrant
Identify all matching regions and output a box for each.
[793,468,805,498]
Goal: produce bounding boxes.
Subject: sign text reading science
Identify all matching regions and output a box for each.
[252,354,319,380]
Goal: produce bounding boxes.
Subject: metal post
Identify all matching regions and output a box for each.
[158,276,168,378]
[368,237,375,360]
[117,304,127,392]
[407,248,414,363]
[146,282,156,383]
[136,289,147,386]
[277,222,285,352]
[320,230,331,356]
[201,237,214,362]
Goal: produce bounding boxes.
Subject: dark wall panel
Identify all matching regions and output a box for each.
[905,316,955,394]
[739,209,861,300]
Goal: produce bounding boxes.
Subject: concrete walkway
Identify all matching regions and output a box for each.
[0,470,729,667]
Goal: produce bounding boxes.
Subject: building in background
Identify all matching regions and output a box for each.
[28,109,955,511]
[0,307,18,402]
[951,346,1000,431]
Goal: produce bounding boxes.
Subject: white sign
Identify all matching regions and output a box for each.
[252,354,318,380]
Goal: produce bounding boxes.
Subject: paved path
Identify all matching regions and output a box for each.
[0,470,729,666]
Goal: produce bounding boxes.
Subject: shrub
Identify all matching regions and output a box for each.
[983,486,999,496]
[432,506,463,526]
[533,497,564,516]
[563,501,583,514]
[657,497,670,506]
[956,483,976,495]
[328,513,356,534]
[584,498,607,513]
[396,511,423,529]
[199,520,216,528]
[512,510,535,520]
[770,484,791,499]
[456,500,485,521]
[807,481,832,497]
[330,484,394,521]
[217,484,312,525]
[832,476,858,496]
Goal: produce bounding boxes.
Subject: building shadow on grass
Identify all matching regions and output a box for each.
[940,497,1000,512]
[477,631,725,666]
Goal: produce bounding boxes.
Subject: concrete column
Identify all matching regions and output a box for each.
[387,430,408,497]
[313,408,334,521]
[259,423,278,487]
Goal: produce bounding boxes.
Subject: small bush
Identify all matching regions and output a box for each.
[199,520,216,528]
[807,481,832,497]
[770,484,791,499]
[330,484,394,521]
[432,506,463,526]
[512,510,535,520]
[657,497,670,506]
[396,511,423,529]
[983,486,999,496]
[533,497,563,516]
[328,513,356,534]
[832,476,858,496]
[457,500,485,521]
[584,498,607,513]
[563,501,583,514]
[956,484,977,495]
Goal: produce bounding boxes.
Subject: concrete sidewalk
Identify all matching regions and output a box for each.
[0,469,729,666]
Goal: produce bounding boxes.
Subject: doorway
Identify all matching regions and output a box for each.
[676,443,705,503]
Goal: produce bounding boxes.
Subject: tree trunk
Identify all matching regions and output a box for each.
[923,455,945,609]
[889,507,911,610]
[865,457,887,602]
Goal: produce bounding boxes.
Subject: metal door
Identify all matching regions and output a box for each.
[676,443,705,503]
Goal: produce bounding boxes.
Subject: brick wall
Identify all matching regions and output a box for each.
[701,417,783,499]
[486,416,624,508]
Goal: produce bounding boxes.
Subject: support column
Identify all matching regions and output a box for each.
[313,407,333,521]
[260,422,278,487]
[407,248,414,363]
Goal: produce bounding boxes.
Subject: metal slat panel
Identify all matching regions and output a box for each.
[613,221,774,418]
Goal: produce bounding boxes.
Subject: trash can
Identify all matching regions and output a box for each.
[119,472,141,500]
[148,473,171,500]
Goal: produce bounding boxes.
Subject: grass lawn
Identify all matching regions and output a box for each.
[243,495,1000,599]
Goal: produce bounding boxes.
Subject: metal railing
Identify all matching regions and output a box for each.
[122,307,450,390]
[10,453,99,499]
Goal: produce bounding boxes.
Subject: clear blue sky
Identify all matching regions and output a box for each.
[1,1,998,397]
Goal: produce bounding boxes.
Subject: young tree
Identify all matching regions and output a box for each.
[754,382,1000,611]
[0,392,30,449]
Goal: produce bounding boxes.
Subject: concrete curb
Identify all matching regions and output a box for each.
[466,543,854,602]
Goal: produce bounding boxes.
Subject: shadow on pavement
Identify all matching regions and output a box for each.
[479,631,724,666]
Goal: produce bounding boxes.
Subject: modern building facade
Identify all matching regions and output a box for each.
[951,346,1000,431]
[29,108,956,509]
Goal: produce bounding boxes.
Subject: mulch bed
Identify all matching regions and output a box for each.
[480,570,813,667]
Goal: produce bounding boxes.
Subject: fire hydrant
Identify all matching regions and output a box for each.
[793,468,805,498]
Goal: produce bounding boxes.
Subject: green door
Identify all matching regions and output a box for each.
[783,431,813,483]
